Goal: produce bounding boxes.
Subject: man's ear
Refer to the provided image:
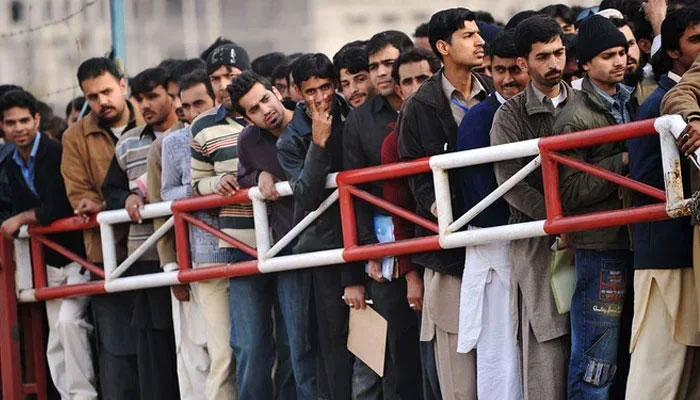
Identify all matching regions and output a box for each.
[393,83,403,100]
[667,48,681,61]
[119,77,127,95]
[34,113,41,129]
[272,86,284,101]
[436,39,450,59]
[516,57,529,74]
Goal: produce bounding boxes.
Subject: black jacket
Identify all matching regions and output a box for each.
[397,69,494,276]
[0,143,14,222]
[6,135,85,267]
[277,94,365,287]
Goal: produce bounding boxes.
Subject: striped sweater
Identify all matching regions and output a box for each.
[190,105,256,249]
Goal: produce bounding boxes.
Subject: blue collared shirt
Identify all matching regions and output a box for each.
[12,131,41,197]
[591,82,634,124]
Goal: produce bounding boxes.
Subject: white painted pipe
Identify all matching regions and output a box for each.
[13,237,33,292]
[251,197,272,257]
[432,167,454,237]
[104,271,180,292]
[441,220,547,249]
[258,248,346,273]
[429,138,540,170]
[100,223,117,280]
[97,200,173,224]
[109,216,175,279]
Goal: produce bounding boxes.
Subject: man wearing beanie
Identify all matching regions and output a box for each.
[553,15,638,400]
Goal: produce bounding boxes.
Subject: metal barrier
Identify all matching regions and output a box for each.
[0,115,692,399]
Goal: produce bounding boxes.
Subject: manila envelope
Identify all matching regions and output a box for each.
[347,306,388,377]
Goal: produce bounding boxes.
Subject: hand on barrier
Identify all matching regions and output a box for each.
[258,171,280,200]
[367,259,387,283]
[677,121,700,158]
[405,270,424,311]
[343,285,367,310]
[74,198,105,223]
[171,284,190,302]
[217,174,240,196]
[0,215,23,239]
[125,193,145,223]
[309,95,333,148]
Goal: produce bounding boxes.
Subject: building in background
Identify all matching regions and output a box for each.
[0,0,595,112]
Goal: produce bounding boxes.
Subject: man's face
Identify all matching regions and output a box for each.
[274,77,292,101]
[369,44,401,97]
[414,36,431,51]
[1,107,39,150]
[492,56,529,99]
[394,60,433,100]
[132,85,174,128]
[209,65,242,109]
[289,72,303,102]
[181,83,215,124]
[618,25,641,75]
[339,68,374,107]
[673,23,700,72]
[563,58,584,83]
[472,55,492,76]
[239,82,287,131]
[67,108,81,126]
[167,80,184,121]
[297,76,335,114]
[80,72,128,125]
[584,46,627,87]
[443,20,485,68]
[555,17,576,34]
[522,37,566,89]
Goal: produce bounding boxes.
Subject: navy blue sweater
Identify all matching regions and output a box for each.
[627,74,692,270]
[456,93,510,228]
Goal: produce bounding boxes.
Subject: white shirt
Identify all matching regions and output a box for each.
[668,71,682,84]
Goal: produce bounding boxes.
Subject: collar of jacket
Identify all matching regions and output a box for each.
[0,142,14,163]
[371,93,396,114]
[657,74,677,93]
[580,76,623,114]
[412,67,492,109]
[524,81,574,116]
[86,98,144,138]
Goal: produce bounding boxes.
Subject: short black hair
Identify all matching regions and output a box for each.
[428,8,477,60]
[490,30,519,59]
[563,33,578,62]
[474,11,496,24]
[669,0,700,7]
[0,90,40,120]
[0,84,22,98]
[171,58,207,83]
[65,96,88,118]
[367,30,414,57]
[227,70,273,116]
[333,46,370,77]
[200,37,236,61]
[77,57,122,86]
[252,52,289,79]
[130,67,170,97]
[414,22,429,38]
[540,4,576,25]
[157,59,183,75]
[178,70,216,102]
[391,47,441,84]
[514,15,563,58]
[505,10,540,31]
[271,62,291,86]
[291,53,337,88]
[609,16,630,29]
[40,115,68,141]
[653,8,700,78]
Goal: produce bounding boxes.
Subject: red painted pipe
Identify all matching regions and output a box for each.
[343,236,441,262]
[0,239,23,400]
[336,157,431,185]
[171,190,251,212]
[338,185,359,249]
[32,281,107,302]
[543,203,670,235]
[28,215,98,235]
[548,152,666,201]
[29,238,48,291]
[178,260,260,283]
[173,213,192,271]
[34,236,105,279]
[539,118,657,151]
[346,186,439,233]
[540,152,564,221]
[179,213,258,259]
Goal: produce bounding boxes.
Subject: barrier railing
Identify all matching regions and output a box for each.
[0,115,693,399]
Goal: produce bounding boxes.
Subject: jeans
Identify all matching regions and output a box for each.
[568,249,632,400]
[228,267,316,400]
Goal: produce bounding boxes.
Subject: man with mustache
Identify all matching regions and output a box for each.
[454,29,529,400]
[334,45,376,108]
[491,15,573,400]
[342,30,421,399]
[553,15,637,399]
[398,8,494,400]
[609,16,658,104]
[60,57,144,399]
[101,66,181,399]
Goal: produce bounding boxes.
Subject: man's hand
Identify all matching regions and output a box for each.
[125,193,145,223]
[343,285,367,310]
[642,0,666,36]
[621,152,629,166]
[74,198,105,223]
[0,215,24,239]
[367,259,387,283]
[171,284,190,302]
[216,174,239,196]
[405,270,424,311]
[678,121,700,157]
[309,95,333,148]
[258,171,280,200]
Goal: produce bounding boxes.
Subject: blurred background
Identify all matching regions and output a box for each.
[0,0,597,113]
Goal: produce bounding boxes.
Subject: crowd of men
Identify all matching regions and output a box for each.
[2,0,700,399]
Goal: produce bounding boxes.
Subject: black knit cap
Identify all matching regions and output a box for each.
[576,15,628,67]
[207,44,251,75]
